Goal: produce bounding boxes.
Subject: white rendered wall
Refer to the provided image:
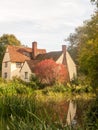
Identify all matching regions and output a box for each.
[56,53,63,64]
[10,63,21,79]
[20,62,32,82]
[2,48,11,80]
[66,52,77,80]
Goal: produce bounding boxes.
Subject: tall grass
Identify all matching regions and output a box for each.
[0,79,68,129]
[0,95,70,130]
[0,78,96,129]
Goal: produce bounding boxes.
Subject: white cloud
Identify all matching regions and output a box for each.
[0,0,95,51]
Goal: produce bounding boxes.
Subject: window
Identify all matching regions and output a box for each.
[4,72,7,78]
[16,62,21,68]
[25,72,28,79]
[5,62,8,67]
[23,52,30,57]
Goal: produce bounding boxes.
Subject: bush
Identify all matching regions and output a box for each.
[30,74,45,89]
[83,97,98,129]
[15,85,28,94]
[34,59,68,85]
[0,77,6,83]
[52,84,67,93]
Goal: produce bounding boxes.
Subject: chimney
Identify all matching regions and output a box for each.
[62,45,66,54]
[32,41,37,59]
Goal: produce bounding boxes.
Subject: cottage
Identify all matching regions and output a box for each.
[2,41,77,82]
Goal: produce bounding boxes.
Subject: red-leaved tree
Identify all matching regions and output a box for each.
[34,59,69,85]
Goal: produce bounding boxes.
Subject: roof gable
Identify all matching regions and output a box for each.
[8,45,32,62]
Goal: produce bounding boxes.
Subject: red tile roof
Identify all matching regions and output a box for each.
[7,45,63,63]
[7,44,65,65]
[8,45,32,62]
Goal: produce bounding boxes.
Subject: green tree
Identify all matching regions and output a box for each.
[66,25,87,64]
[0,34,21,73]
[67,12,98,89]
[78,12,98,88]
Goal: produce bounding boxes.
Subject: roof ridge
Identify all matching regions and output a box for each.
[47,51,62,53]
[7,45,31,49]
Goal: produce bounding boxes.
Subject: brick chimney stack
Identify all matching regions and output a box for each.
[32,41,37,59]
[62,45,66,54]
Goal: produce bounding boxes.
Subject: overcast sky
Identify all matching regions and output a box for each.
[0,0,95,51]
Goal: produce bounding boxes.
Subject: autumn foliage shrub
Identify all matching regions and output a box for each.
[34,59,69,85]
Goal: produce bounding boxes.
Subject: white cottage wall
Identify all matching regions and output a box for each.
[66,52,77,80]
[20,62,32,82]
[10,63,21,79]
[56,53,63,64]
[2,48,11,80]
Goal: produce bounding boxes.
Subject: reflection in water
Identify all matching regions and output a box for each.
[66,100,77,125]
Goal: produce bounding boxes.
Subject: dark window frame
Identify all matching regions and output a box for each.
[25,72,28,79]
[16,62,21,68]
[4,72,7,78]
[5,62,8,67]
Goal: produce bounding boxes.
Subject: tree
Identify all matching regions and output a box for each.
[67,12,98,88]
[66,23,89,64]
[91,0,98,7]
[0,34,21,73]
[78,12,98,88]
[0,34,21,46]
[34,59,68,85]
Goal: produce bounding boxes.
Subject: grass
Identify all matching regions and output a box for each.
[0,78,96,129]
[0,95,70,130]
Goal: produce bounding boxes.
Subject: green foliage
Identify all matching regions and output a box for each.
[30,74,45,89]
[52,84,68,93]
[67,12,98,89]
[70,77,93,93]
[0,34,21,46]
[0,95,68,130]
[83,97,98,129]
[41,84,68,96]
[0,77,96,129]
[0,78,33,96]
[78,12,98,88]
